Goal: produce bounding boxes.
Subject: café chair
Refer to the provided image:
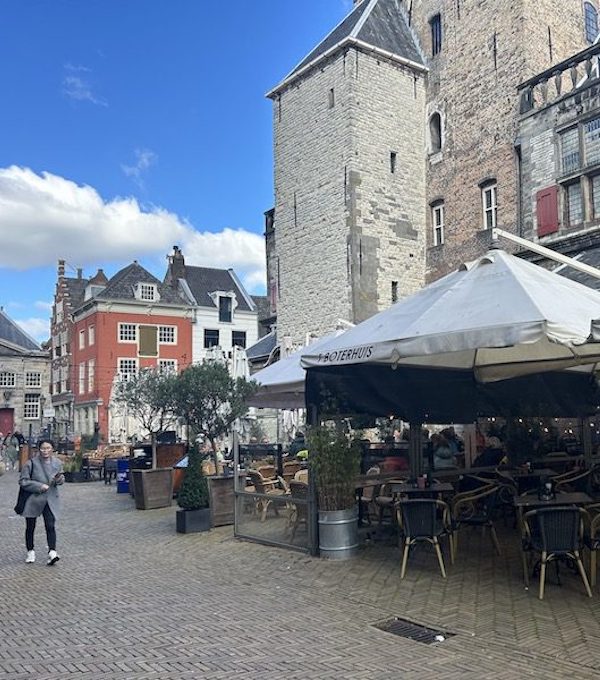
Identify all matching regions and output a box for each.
[247,469,285,521]
[450,484,501,557]
[288,480,309,541]
[553,467,593,493]
[521,506,592,600]
[359,466,382,525]
[396,498,453,579]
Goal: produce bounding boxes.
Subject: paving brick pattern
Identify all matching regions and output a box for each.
[2,470,600,679]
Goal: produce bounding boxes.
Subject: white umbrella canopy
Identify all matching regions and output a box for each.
[301,249,600,382]
[248,331,346,409]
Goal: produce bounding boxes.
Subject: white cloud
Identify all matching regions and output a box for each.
[34,300,53,312]
[62,64,107,107]
[121,148,157,189]
[0,166,266,291]
[17,317,49,343]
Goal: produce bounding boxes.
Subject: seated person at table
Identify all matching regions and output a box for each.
[472,436,506,467]
[432,433,457,470]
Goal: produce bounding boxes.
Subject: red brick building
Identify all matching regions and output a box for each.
[71,261,193,441]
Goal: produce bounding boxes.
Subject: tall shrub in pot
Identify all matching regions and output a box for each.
[307,424,361,559]
[176,446,210,533]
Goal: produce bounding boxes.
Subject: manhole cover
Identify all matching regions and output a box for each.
[372,617,455,645]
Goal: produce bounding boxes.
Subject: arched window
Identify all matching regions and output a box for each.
[585,2,598,44]
[429,112,442,153]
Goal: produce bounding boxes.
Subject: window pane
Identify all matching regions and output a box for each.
[25,372,41,388]
[119,324,137,341]
[585,117,600,165]
[219,297,232,323]
[232,331,247,348]
[585,2,599,43]
[204,329,220,348]
[593,176,600,218]
[561,128,580,173]
[567,182,583,225]
[23,394,40,420]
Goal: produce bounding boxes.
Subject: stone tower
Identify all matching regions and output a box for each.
[404,0,589,281]
[268,0,428,345]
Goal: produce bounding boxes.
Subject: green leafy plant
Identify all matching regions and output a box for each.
[113,368,178,468]
[177,446,209,511]
[63,452,82,473]
[307,423,361,511]
[172,361,257,473]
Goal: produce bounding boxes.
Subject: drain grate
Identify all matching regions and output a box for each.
[372,617,455,645]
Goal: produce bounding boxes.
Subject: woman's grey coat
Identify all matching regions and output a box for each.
[19,456,64,519]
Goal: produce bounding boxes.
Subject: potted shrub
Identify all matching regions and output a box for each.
[176,446,210,533]
[63,452,87,483]
[308,424,361,560]
[114,369,178,509]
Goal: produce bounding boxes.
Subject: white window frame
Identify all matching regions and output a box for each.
[79,328,86,350]
[118,323,137,343]
[0,372,16,387]
[23,393,40,420]
[79,363,86,395]
[432,202,445,246]
[88,359,95,392]
[25,371,42,388]
[118,358,138,382]
[136,282,159,302]
[88,325,95,346]
[158,359,177,375]
[482,182,498,230]
[158,325,177,344]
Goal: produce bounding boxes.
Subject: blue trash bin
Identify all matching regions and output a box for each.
[117,459,129,494]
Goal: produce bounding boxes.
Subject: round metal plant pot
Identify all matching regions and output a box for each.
[318,508,359,560]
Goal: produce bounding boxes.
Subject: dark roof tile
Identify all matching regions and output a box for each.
[183,266,253,312]
[0,309,42,351]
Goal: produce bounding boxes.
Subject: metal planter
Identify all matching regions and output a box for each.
[318,508,358,560]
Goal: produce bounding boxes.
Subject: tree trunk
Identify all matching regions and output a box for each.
[211,439,219,476]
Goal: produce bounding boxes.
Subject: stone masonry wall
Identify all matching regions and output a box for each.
[349,50,426,320]
[272,51,353,345]
[406,0,589,282]
[272,47,425,344]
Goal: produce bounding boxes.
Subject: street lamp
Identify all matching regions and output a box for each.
[39,394,46,436]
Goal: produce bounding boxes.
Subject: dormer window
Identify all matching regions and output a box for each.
[219,296,232,323]
[135,282,159,302]
[84,284,106,301]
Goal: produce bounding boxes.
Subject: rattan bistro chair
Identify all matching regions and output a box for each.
[247,470,284,522]
[584,503,600,587]
[521,506,592,600]
[396,499,453,579]
[288,480,309,541]
[450,484,501,557]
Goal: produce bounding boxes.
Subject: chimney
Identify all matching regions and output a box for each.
[77,268,83,279]
[169,245,186,286]
[58,260,65,278]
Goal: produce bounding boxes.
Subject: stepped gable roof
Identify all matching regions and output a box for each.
[246,330,277,361]
[0,308,41,352]
[94,262,185,305]
[183,266,253,312]
[269,0,425,95]
[62,276,88,310]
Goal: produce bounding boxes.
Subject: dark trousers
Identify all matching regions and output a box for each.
[25,504,56,551]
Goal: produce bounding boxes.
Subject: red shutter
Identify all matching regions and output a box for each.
[536,186,559,237]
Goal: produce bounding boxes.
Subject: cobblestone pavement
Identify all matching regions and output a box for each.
[2,470,600,679]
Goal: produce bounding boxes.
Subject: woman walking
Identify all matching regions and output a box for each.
[19,438,64,565]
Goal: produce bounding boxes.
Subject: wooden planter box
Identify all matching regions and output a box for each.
[207,473,242,527]
[176,507,211,533]
[130,468,174,510]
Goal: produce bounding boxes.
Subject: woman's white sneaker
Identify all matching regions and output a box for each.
[47,550,60,566]
[25,550,35,563]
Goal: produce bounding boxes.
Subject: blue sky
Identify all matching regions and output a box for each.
[0,0,352,342]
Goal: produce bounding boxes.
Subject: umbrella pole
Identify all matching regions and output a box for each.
[581,417,593,493]
[409,421,423,478]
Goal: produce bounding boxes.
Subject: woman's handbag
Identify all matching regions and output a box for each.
[13,487,31,515]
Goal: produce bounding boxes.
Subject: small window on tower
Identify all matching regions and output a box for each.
[585,2,599,44]
[430,13,442,56]
[390,152,397,174]
[328,88,335,108]
[391,281,398,304]
[429,113,442,153]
